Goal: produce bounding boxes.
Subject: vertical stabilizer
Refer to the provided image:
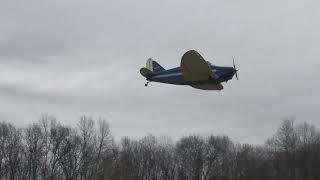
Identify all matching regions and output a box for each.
[146,58,165,73]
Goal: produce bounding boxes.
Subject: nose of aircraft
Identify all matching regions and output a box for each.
[226,67,238,81]
[230,68,235,75]
[215,66,238,81]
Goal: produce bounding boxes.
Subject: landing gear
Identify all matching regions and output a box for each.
[145,81,150,87]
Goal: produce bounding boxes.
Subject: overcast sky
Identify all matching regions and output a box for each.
[0,0,319,144]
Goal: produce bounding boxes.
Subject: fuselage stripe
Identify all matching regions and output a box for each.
[153,72,182,78]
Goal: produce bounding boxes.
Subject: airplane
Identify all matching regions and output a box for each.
[140,50,238,90]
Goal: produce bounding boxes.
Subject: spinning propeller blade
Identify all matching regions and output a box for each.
[232,56,239,80]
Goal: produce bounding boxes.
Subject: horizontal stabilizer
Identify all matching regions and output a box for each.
[140,68,153,78]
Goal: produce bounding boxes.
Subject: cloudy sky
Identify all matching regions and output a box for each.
[0,0,319,144]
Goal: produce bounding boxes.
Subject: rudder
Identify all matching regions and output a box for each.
[146,58,165,73]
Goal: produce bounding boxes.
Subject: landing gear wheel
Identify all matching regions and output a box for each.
[145,82,149,86]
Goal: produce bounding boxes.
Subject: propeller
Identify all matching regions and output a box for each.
[232,56,239,80]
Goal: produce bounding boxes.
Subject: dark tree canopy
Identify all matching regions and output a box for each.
[0,116,319,180]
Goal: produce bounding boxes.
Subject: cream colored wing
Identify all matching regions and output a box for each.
[180,50,212,82]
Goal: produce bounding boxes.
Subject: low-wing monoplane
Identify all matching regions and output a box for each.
[140,50,239,90]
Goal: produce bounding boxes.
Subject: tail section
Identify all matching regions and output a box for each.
[152,60,166,73]
[146,58,165,73]
[140,58,165,78]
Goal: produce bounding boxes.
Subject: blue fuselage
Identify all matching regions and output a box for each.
[148,66,235,85]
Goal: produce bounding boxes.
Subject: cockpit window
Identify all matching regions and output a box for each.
[206,61,215,68]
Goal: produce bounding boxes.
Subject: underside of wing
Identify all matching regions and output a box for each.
[180,50,212,82]
[191,83,223,90]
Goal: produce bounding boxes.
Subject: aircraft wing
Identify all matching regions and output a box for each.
[180,50,212,82]
[191,83,223,90]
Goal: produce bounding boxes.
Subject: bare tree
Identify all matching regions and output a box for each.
[0,123,23,180]
[295,122,320,180]
[139,134,157,180]
[0,122,8,178]
[24,123,44,180]
[267,118,299,180]
[202,135,233,180]
[93,118,113,179]
[154,136,175,180]
[38,115,55,180]
[0,115,319,180]
[48,120,71,180]
[119,137,140,180]
[59,129,81,180]
[175,135,204,180]
[78,116,96,180]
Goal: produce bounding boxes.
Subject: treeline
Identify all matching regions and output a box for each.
[0,116,319,180]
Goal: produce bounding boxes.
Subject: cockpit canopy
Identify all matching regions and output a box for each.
[206,61,215,68]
